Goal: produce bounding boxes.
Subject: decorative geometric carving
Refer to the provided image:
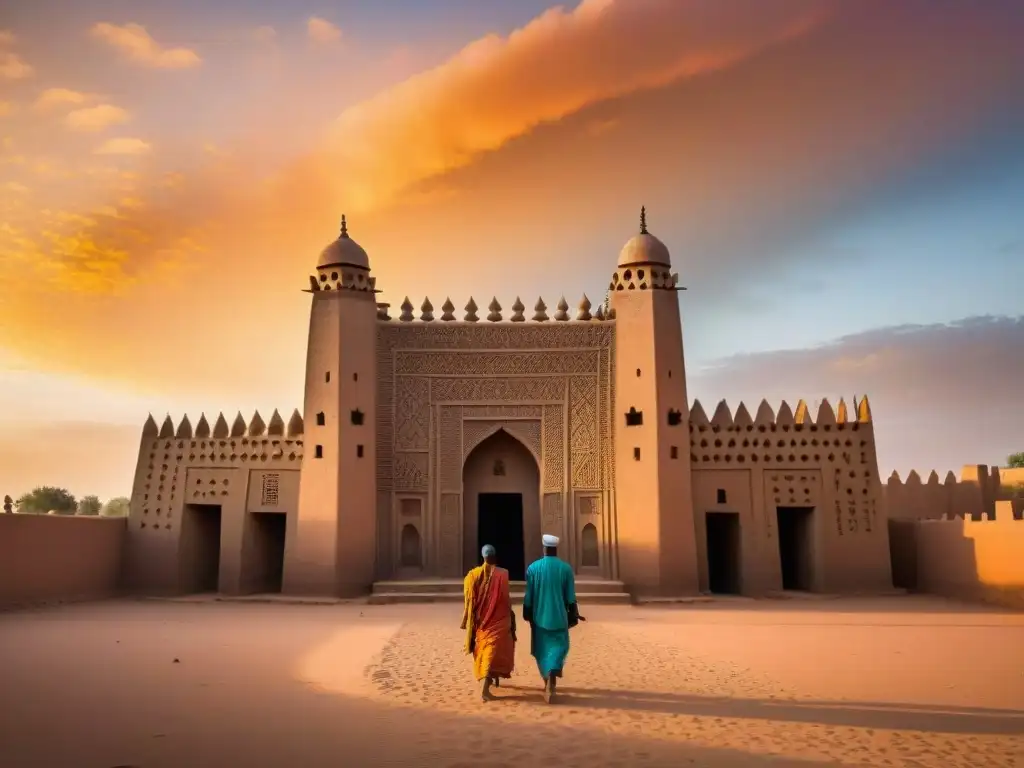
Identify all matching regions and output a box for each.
[375,320,615,578]
[463,420,542,465]
[463,405,543,419]
[570,377,600,488]
[578,494,600,516]
[378,322,613,352]
[439,406,463,491]
[439,493,461,575]
[395,377,430,450]
[261,473,280,506]
[394,452,429,491]
[394,350,599,376]
[432,377,565,403]
[542,492,562,536]
[542,404,564,492]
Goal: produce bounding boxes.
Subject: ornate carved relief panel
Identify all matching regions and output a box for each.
[376,322,616,578]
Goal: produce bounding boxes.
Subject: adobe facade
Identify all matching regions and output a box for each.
[122,211,895,599]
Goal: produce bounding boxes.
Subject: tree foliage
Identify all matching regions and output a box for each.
[16,486,77,515]
[101,496,131,517]
[1007,453,1024,469]
[77,495,102,516]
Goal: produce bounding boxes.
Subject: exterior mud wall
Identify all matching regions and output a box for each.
[0,515,126,610]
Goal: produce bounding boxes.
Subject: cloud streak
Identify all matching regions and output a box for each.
[95,137,152,155]
[34,88,93,110]
[307,17,342,44]
[65,103,129,132]
[0,51,32,79]
[90,22,201,69]
[319,0,827,212]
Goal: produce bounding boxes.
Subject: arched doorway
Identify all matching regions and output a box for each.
[462,429,541,581]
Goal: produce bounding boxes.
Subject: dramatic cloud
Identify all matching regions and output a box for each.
[34,88,93,110]
[307,17,342,44]
[318,0,825,212]
[0,51,32,79]
[2,0,1023,422]
[94,137,152,156]
[65,104,129,132]
[690,316,1024,476]
[90,22,201,69]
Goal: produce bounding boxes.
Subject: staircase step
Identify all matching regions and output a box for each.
[367,590,632,606]
[371,579,628,596]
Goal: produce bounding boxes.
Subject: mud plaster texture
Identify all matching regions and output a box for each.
[1,597,1022,768]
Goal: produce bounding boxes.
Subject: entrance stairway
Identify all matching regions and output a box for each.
[369,578,632,605]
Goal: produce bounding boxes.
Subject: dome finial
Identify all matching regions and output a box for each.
[340,214,349,239]
[639,205,648,235]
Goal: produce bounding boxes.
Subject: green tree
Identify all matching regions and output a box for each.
[1007,453,1024,469]
[101,496,131,517]
[16,486,77,515]
[77,495,102,516]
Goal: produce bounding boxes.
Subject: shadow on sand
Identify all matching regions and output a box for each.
[494,684,1024,736]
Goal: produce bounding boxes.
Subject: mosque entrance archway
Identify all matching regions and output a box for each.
[462,428,541,580]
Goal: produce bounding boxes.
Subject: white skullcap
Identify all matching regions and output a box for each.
[542,534,560,547]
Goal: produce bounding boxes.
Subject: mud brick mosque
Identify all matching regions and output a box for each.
[124,209,895,599]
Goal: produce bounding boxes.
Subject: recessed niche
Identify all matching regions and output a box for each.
[351,409,365,426]
[353,372,358,382]
[717,488,727,504]
[356,444,364,458]
[633,447,641,461]
[667,409,683,426]
[624,407,643,427]
[636,368,641,377]
[670,446,678,459]
[316,412,326,426]
[325,371,331,383]
[314,445,323,459]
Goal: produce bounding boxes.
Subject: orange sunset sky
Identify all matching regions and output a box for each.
[1,0,1023,502]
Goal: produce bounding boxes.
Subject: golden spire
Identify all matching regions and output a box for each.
[340,214,349,239]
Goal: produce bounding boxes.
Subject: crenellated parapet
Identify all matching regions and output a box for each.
[137,409,306,472]
[688,395,873,432]
[884,464,1022,521]
[376,295,615,322]
[686,395,879,491]
[143,408,304,441]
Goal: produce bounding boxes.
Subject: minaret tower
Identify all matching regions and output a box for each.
[609,207,699,596]
[282,216,379,597]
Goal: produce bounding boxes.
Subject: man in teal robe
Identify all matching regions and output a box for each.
[522,534,580,703]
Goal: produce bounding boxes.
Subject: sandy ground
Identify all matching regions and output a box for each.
[0,596,1022,767]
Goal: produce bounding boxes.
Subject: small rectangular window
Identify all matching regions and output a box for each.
[314,445,323,459]
[716,488,727,504]
[670,446,678,459]
[356,444,364,458]
[633,447,641,461]
[316,412,326,426]
[325,371,330,383]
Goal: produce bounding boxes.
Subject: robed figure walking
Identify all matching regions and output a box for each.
[461,544,517,701]
[523,533,582,703]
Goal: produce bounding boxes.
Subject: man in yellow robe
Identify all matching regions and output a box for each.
[461,544,517,701]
